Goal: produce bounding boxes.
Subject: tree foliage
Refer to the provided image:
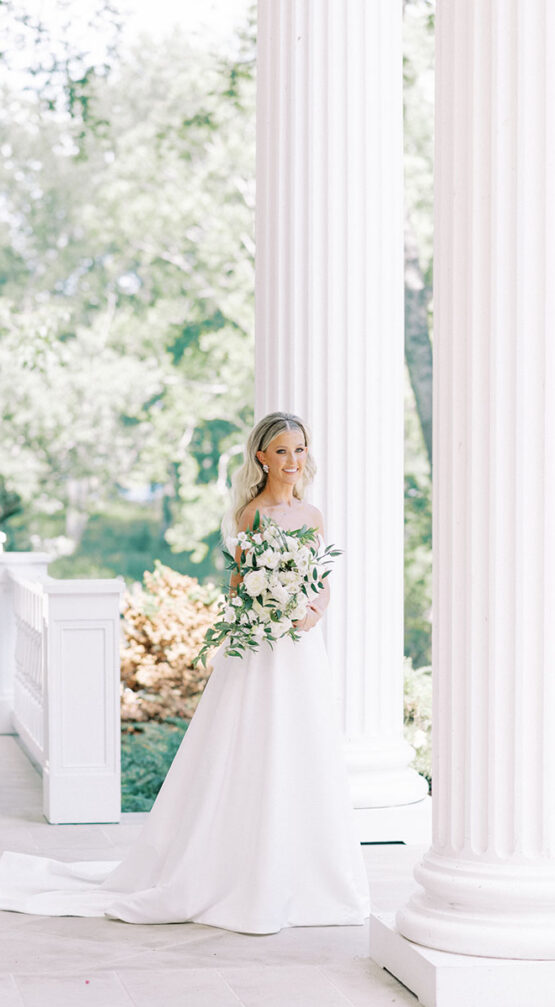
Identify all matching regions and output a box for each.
[0,1,255,569]
[0,0,433,670]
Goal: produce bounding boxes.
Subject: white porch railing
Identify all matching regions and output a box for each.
[13,577,46,768]
[0,554,124,824]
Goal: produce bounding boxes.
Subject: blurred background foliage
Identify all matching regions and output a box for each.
[0,0,434,672]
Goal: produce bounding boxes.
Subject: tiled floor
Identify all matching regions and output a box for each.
[0,736,423,1006]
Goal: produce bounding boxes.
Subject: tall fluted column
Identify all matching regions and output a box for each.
[255,0,429,838]
[392,0,555,961]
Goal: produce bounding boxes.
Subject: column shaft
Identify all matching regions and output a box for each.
[396,0,555,958]
[255,0,428,816]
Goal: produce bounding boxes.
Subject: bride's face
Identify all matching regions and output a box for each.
[257,430,307,485]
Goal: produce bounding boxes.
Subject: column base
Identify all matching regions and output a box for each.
[344,737,431,807]
[396,848,555,958]
[370,913,555,1007]
[354,795,431,844]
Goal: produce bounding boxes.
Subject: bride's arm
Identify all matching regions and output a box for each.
[229,542,243,598]
[228,508,255,597]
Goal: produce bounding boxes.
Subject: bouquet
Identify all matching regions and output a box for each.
[192,510,342,667]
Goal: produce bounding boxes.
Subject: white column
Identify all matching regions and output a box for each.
[0,554,52,733]
[256,0,429,839]
[380,0,555,972]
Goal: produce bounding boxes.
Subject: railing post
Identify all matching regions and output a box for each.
[42,579,124,824]
[0,555,52,734]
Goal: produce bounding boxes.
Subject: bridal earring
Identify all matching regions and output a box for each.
[262,464,269,473]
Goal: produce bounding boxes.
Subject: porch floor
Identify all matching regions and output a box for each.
[0,736,423,1007]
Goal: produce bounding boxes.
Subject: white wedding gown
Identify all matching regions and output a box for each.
[0,545,370,934]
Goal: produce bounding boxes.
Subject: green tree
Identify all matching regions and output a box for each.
[0,3,255,571]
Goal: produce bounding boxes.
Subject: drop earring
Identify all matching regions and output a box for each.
[262,464,269,473]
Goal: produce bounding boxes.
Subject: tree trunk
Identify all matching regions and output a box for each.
[405,216,433,471]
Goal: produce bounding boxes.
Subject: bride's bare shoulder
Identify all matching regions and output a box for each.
[237,498,266,532]
[303,502,325,536]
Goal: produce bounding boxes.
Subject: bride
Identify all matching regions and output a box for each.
[0,410,370,934]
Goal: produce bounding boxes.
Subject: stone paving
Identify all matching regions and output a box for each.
[0,736,423,1006]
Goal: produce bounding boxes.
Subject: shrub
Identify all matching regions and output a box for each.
[121,718,189,811]
[120,561,223,722]
[404,656,432,791]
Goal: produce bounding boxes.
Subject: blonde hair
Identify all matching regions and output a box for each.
[220,411,316,547]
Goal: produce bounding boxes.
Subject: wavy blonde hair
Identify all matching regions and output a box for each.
[220,411,317,547]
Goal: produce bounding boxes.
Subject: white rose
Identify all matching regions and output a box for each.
[258,547,280,569]
[295,549,310,573]
[270,582,290,607]
[243,568,267,597]
[252,598,271,623]
[276,616,293,635]
[252,533,263,545]
[285,535,299,552]
[280,571,299,587]
[289,601,308,621]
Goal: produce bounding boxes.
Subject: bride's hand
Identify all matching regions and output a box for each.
[293,604,321,632]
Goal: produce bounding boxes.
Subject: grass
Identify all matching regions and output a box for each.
[121,717,189,812]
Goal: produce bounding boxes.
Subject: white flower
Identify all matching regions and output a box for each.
[231,596,243,607]
[295,547,310,573]
[252,599,272,623]
[237,532,248,543]
[276,616,293,635]
[269,581,290,607]
[240,612,251,625]
[252,533,263,545]
[412,729,428,750]
[280,571,299,587]
[252,624,266,642]
[258,547,280,569]
[223,605,236,622]
[243,568,267,597]
[285,535,299,552]
[289,601,308,621]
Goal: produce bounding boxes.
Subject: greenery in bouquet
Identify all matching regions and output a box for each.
[192,510,342,667]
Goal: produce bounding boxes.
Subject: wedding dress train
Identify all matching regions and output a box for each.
[0,550,370,934]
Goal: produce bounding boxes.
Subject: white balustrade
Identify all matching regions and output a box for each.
[1,554,124,824]
[13,578,46,766]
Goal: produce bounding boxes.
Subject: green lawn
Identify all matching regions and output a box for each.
[121,718,189,812]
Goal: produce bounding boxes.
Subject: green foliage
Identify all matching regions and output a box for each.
[404,365,432,667]
[403,0,434,669]
[403,656,432,790]
[0,1,255,575]
[404,0,435,283]
[121,718,189,812]
[0,0,434,677]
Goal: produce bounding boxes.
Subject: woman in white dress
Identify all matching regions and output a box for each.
[0,411,370,934]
